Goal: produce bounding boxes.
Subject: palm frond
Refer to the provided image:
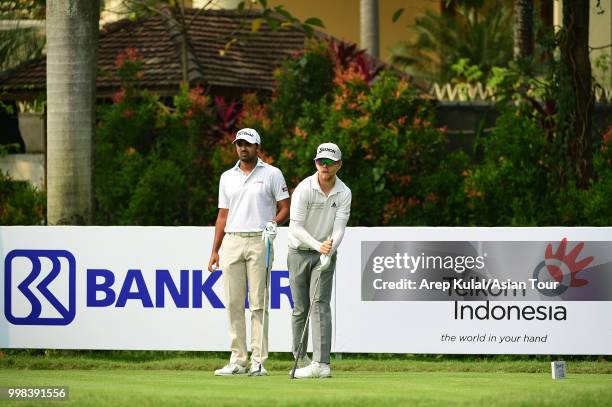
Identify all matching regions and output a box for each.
[390,1,513,83]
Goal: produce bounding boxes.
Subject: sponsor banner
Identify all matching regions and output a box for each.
[2,226,611,354]
[336,228,612,354]
[0,227,297,351]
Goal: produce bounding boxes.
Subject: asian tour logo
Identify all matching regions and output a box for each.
[533,238,593,296]
[4,250,76,326]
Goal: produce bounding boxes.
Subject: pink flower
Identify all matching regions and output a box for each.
[112,88,126,104]
[115,47,141,69]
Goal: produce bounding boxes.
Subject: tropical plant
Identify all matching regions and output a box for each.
[390,0,513,83]
[266,40,470,225]
[0,170,45,225]
[0,0,46,72]
[96,48,219,225]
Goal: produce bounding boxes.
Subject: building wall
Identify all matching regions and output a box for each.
[590,0,612,87]
[554,0,612,87]
[192,0,439,62]
[0,154,45,191]
[264,0,438,62]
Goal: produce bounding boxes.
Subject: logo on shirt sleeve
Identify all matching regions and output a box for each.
[332,202,337,208]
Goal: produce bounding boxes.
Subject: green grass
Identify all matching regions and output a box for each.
[1,352,611,374]
[1,370,611,406]
[1,353,610,406]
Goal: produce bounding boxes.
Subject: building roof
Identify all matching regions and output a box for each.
[0,8,316,99]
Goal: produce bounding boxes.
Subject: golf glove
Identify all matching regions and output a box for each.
[262,221,277,244]
[319,254,332,272]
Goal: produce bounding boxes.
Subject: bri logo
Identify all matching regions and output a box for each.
[4,250,76,326]
[4,249,294,326]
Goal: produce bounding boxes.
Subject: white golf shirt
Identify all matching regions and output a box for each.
[219,158,289,232]
[288,173,352,252]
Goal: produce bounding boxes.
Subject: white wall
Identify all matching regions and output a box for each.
[0,154,44,191]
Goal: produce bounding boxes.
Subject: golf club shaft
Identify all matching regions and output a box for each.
[259,238,271,372]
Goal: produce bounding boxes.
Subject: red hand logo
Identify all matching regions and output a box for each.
[545,238,593,287]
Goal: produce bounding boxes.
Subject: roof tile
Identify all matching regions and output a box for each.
[0,9,309,97]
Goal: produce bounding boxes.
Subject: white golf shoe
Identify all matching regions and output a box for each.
[288,355,312,376]
[249,362,268,376]
[292,362,332,379]
[214,363,247,376]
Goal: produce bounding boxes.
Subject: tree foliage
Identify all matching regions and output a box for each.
[0,0,46,71]
[390,0,513,83]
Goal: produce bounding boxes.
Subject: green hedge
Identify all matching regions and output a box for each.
[91,42,611,226]
[0,170,45,225]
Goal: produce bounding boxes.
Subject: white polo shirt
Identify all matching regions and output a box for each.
[219,159,289,232]
[288,173,352,250]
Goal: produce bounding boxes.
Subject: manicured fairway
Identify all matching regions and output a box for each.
[1,369,611,406]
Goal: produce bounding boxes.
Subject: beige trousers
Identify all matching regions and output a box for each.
[220,233,273,366]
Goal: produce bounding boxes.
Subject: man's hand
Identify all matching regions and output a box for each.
[208,251,220,273]
[319,254,332,272]
[319,239,333,254]
[262,221,277,244]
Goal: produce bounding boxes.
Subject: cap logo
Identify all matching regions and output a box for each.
[319,147,336,154]
[238,131,256,138]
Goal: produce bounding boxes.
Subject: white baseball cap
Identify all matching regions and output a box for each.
[233,128,261,145]
[314,142,342,161]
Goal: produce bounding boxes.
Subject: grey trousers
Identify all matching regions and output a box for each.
[288,247,336,364]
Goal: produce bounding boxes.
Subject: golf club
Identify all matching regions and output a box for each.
[290,238,332,379]
[257,236,272,375]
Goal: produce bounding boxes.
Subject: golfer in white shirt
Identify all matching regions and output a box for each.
[208,128,290,376]
[288,142,352,379]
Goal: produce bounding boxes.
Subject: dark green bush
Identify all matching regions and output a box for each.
[464,105,551,225]
[270,40,335,131]
[0,170,45,225]
[463,35,612,226]
[273,61,469,226]
[94,42,611,227]
[95,48,218,226]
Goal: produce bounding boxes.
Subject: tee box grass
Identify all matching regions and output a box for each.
[1,354,611,406]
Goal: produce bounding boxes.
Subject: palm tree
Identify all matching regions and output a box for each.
[390,0,512,83]
[513,0,534,59]
[46,0,100,224]
[360,0,379,58]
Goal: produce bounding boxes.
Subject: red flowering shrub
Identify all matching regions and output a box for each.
[269,41,469,225]
[96,50,217,225]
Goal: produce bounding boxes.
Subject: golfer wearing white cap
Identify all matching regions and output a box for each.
[288,142,352,379]
[208,128,290,376]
